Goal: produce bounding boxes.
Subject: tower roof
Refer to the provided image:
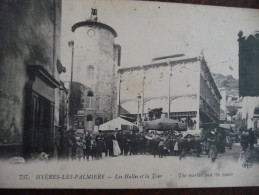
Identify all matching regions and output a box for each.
[71,21,117,37]
[71,8,117,37]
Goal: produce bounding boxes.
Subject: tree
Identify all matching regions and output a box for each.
[69,82,83,117]
[148,108,163,119]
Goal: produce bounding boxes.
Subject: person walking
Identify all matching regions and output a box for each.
[208,131,218,163]
[67,128,76,161]
[108,132,114,156]
[76,136,85,161]
[54,129,61,160]
[248,128,255,150]
[84,133,92,161]
[240,131,249,152]
[95,133,103,159]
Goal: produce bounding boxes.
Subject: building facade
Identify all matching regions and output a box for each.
[0,0,66,158]
[70,9,121,132]
[238,31,259,131]
[118,55,221,131]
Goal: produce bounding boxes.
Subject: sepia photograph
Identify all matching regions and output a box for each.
[0,0,259,189]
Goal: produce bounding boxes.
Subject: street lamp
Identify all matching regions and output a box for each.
[118,72,122,117]
[68,41,74,87]
[137,93,142,127]
[68,40,74,127]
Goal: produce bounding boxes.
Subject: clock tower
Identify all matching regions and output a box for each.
[71,9,121,131]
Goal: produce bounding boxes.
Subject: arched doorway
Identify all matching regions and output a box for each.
[95,117,103,126]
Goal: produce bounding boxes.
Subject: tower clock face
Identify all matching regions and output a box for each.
[87,29,95,37]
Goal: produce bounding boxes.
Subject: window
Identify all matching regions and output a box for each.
[86,114,93,121]
[95,117,103,126]
[87,91,93,97]
[87,91,94,108]
[88,65,94,80]
[254,107,259,115]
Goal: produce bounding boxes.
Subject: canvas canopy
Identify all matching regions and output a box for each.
[143,117,187,131]
[181,130,201,137]
[219,124,236,132]
[99,117,138,131]
[219,123,232,130]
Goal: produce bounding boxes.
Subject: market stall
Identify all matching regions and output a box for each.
[98,117,138,132]
[143,117,187,131]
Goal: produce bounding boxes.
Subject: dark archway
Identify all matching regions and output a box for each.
[95,117,103,126]
[86,114,93,121]
[87,91,93,97]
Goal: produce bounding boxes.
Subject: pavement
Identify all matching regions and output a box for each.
[1,144,259,188]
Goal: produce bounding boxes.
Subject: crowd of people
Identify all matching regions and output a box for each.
[53,126,243,163]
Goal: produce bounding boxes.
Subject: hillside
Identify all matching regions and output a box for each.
[212,73,239,96]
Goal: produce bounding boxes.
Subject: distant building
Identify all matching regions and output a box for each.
[118,55,221,131]
[219,89,243,122]
[219,89,227,121]
[70,9,121,132]
[0,0,66,158]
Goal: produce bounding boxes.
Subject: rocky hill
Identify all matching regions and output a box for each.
[212,73,239,96]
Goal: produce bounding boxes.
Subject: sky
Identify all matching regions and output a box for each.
[60,0,259,81]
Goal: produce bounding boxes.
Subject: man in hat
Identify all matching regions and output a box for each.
[95,133,103,159]
[157,137,166,158]
[120,131,128,155]
[129,131,136,155]
[179,134,192,160]
[240,131,249,152]
[84,132,92,160]
[207,130,218,162]
[186,134,194,154]
[139,132,146,154]
[248,128,255,150]
[107,132,114,156]
[193,135,202,157]
[67,128,76,161]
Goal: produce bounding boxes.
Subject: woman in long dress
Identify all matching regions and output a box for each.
[112,132,121,156]
[173,140,179,156]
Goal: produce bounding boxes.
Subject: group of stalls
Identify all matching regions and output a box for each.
[98,117,205,156]
[96,118,235,157]
[142,117,198,142]
[98,117,190,137]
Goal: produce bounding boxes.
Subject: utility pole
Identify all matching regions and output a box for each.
[137,93,141,128]
[142,68,145,119]
[168,60,172,118]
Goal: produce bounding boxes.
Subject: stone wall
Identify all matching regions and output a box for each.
[73,24,118,121]
[0,0,62,157]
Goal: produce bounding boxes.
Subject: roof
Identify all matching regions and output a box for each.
[72,20,117,37]
[219,123,235,129]
[118,56,222,100]
[99,117,137,131]
[118,57,199,73]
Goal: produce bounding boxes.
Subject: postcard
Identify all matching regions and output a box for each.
[0,0,259,188]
